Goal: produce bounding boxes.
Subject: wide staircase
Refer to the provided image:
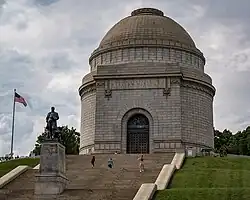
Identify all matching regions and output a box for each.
[0,153,174,200]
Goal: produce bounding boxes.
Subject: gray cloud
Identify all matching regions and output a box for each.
[0,0,250,156]
[33,0,59,7]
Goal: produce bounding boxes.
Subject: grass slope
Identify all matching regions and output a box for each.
[154,156,250,200]
[0,158,39,177]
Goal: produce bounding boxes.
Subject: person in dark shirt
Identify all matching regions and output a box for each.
[91,156,95,168]
[108,158,114,168]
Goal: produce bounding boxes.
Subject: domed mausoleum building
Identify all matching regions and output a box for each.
[79,8,215,154]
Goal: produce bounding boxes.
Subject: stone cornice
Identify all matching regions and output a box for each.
[93,72,183,80]
[93,73,212,85]
[93,73,214,92]
[182,77,216,93]
[181,80,215,97]
[170,77,215,97]
[79,80,95,93]
[79,82,96,98]
[79,144,94,151]
[79,72,215,97]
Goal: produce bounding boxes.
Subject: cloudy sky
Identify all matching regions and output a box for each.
[0,0,250,156]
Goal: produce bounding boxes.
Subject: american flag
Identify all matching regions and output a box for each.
[14,92,27,107]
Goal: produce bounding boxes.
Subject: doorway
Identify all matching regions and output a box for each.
[126,114,149,154]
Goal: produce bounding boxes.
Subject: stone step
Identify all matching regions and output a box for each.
[0,189,33,200]
[0,189,139,200]
[57,189,139,200]
[1,153,175,200]
[2,169,38,190]
[66,155,173,170]
[67,167,161,189]
[66,154,175,162]
[0,189,8,200]
[66,154,174,159]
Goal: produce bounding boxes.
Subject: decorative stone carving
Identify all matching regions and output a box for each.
[170,78,181,84]
[163,88,171,96]
[110,78,163,90]
[96,81,105,87]
[163,77,171,97]
[105,89,112,99]
[104,80,112,99]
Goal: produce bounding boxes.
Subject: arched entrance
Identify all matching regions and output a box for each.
[127,114,149,154]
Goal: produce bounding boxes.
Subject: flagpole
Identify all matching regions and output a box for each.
[10,89,16,158]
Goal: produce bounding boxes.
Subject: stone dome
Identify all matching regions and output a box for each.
[80,8,215,157]
[90,8,202,61]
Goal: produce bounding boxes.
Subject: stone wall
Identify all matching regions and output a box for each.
[93,76,182,153]
[90,47,205,72]
[79,63,215,154]
[80,85,96,154]
[181,80,214,149]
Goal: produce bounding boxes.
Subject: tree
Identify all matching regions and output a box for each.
[214,129,232,154]
[214,126,250,156]
[32,125,80,155]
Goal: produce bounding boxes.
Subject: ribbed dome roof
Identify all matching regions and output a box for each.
[89,8,204,63]
[99,8,196,50]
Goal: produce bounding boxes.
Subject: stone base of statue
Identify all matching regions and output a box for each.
[35,140,68,196]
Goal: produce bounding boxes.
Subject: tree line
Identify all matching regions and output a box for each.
[214,126,250,156]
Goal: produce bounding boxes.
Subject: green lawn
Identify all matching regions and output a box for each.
[154,156,250,200]
[155,188,250,200]
[0,158,40,178]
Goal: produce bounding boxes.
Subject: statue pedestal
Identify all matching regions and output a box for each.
[35,141,68,196]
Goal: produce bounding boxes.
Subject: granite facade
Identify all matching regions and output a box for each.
[79,8,215,154]
[79,62,215,154]
[80,85,96,154]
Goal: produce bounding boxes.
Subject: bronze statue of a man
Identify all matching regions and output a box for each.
[45,107,59,139]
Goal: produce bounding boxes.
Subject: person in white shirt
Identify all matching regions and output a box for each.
[138,154,144,172]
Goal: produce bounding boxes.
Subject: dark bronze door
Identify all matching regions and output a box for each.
[127,114,149,154]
